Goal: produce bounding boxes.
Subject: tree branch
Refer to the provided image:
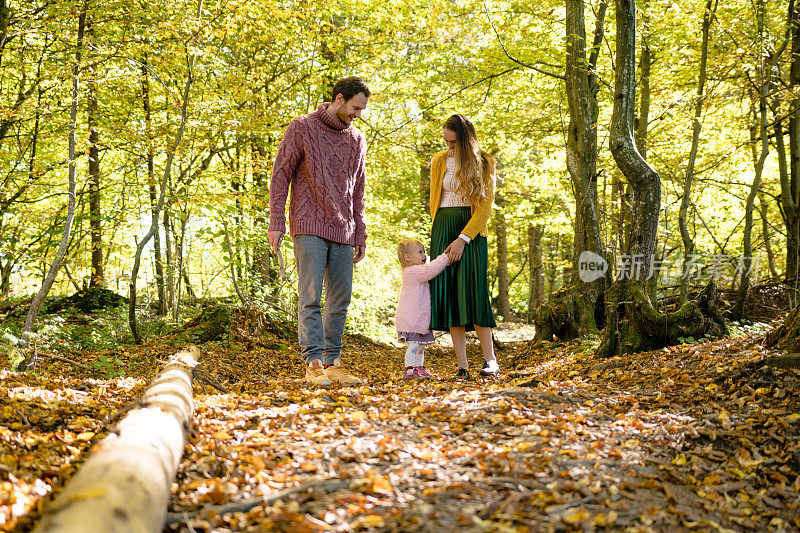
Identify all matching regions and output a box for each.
[482,0,564,79]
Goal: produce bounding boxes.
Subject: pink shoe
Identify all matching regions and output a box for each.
[403,367,428,381]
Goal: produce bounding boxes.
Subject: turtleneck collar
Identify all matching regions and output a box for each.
[316,102,349,131]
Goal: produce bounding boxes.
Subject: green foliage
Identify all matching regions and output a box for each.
[91,354,126,379]
[0,0,791,335]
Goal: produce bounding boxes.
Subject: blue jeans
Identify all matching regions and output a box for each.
[293,235,354,365]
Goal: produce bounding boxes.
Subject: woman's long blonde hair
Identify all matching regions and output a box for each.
[444,114,493,209]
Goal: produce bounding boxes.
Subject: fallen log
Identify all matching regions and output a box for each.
[33,346,200,533]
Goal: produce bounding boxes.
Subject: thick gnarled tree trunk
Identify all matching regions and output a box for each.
[534,0,607,343]
[598,0,726,357]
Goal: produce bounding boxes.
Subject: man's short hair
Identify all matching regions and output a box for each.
[331,76,371,103]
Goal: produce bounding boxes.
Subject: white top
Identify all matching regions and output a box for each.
[439,153,470,208]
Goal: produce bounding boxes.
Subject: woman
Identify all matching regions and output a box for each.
[429,114,499,379]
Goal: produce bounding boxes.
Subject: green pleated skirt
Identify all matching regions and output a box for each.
[430,206,497,332]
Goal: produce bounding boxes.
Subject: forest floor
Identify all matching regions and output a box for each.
[1,313,799,532]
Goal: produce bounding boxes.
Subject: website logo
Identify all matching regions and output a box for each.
[578,251,607,282]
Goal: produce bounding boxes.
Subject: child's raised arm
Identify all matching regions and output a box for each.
[408,253,449,283]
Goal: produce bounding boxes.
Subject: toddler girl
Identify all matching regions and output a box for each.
[395,238,450,380]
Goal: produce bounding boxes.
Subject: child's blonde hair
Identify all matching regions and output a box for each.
[397,238,424,268]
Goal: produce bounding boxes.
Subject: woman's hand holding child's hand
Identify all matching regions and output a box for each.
[444,237,466,263]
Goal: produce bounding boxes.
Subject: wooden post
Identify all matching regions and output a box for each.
[33,346,200,533]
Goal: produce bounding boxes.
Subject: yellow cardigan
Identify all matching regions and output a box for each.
[429,150,496,239]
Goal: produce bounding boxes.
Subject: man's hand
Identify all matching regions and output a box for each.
[268,230,284,254]
[444,237,466,262]
[354,244,366,264]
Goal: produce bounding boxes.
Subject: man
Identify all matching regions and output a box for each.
[268,76,370,386]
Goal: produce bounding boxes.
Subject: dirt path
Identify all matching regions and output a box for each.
[2,330,798,532]
[164,334,799,532]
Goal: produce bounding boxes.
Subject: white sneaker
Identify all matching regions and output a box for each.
[479,359,499,376]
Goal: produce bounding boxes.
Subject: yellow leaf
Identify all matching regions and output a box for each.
[727,467,746,479]
[624,439,639,449]
[673,453,688,466]
[76,432,94,441]
[363,514,385,527]
[562,508,590,524]
[369,475,393,495]
[351,410,368,421]
[517,442,535,452]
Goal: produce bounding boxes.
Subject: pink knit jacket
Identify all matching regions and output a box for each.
[268,103,368,246]
[395,254,449,335]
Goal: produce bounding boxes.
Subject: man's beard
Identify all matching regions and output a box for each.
[337,111,351,124]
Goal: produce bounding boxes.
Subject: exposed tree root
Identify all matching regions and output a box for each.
[597,279,728,358]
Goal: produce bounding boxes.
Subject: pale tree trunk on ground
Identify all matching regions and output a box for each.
[19,1,86,357]
[32,346,199,533]
[533,0,607,342]
[678,0,716,305]
[527,223,544,323]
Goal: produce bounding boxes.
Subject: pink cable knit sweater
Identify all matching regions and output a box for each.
[268,103,368,246]
[395,254,449,335]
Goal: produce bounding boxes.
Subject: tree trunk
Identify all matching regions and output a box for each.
[19,1,86,357]
[678,0,715,305]
[251,138,271,288]
[765,303,800,352]
[527,223,544,323]
[129,14,200,341]
[760,192,779,278]
[735,0,790,317]
[87,18,104,288]
[635,0,651,161]
[735,92,766,320]
[141,54,166,315]
[636,4,657,303]
[599,0,726,357]
[182,270,196,304]
[173,214,188,320]
[786,1,800,281]
[495,194,511,320]
[164,210,175,314]
[32,346,199,533]
[534,0,607,343]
